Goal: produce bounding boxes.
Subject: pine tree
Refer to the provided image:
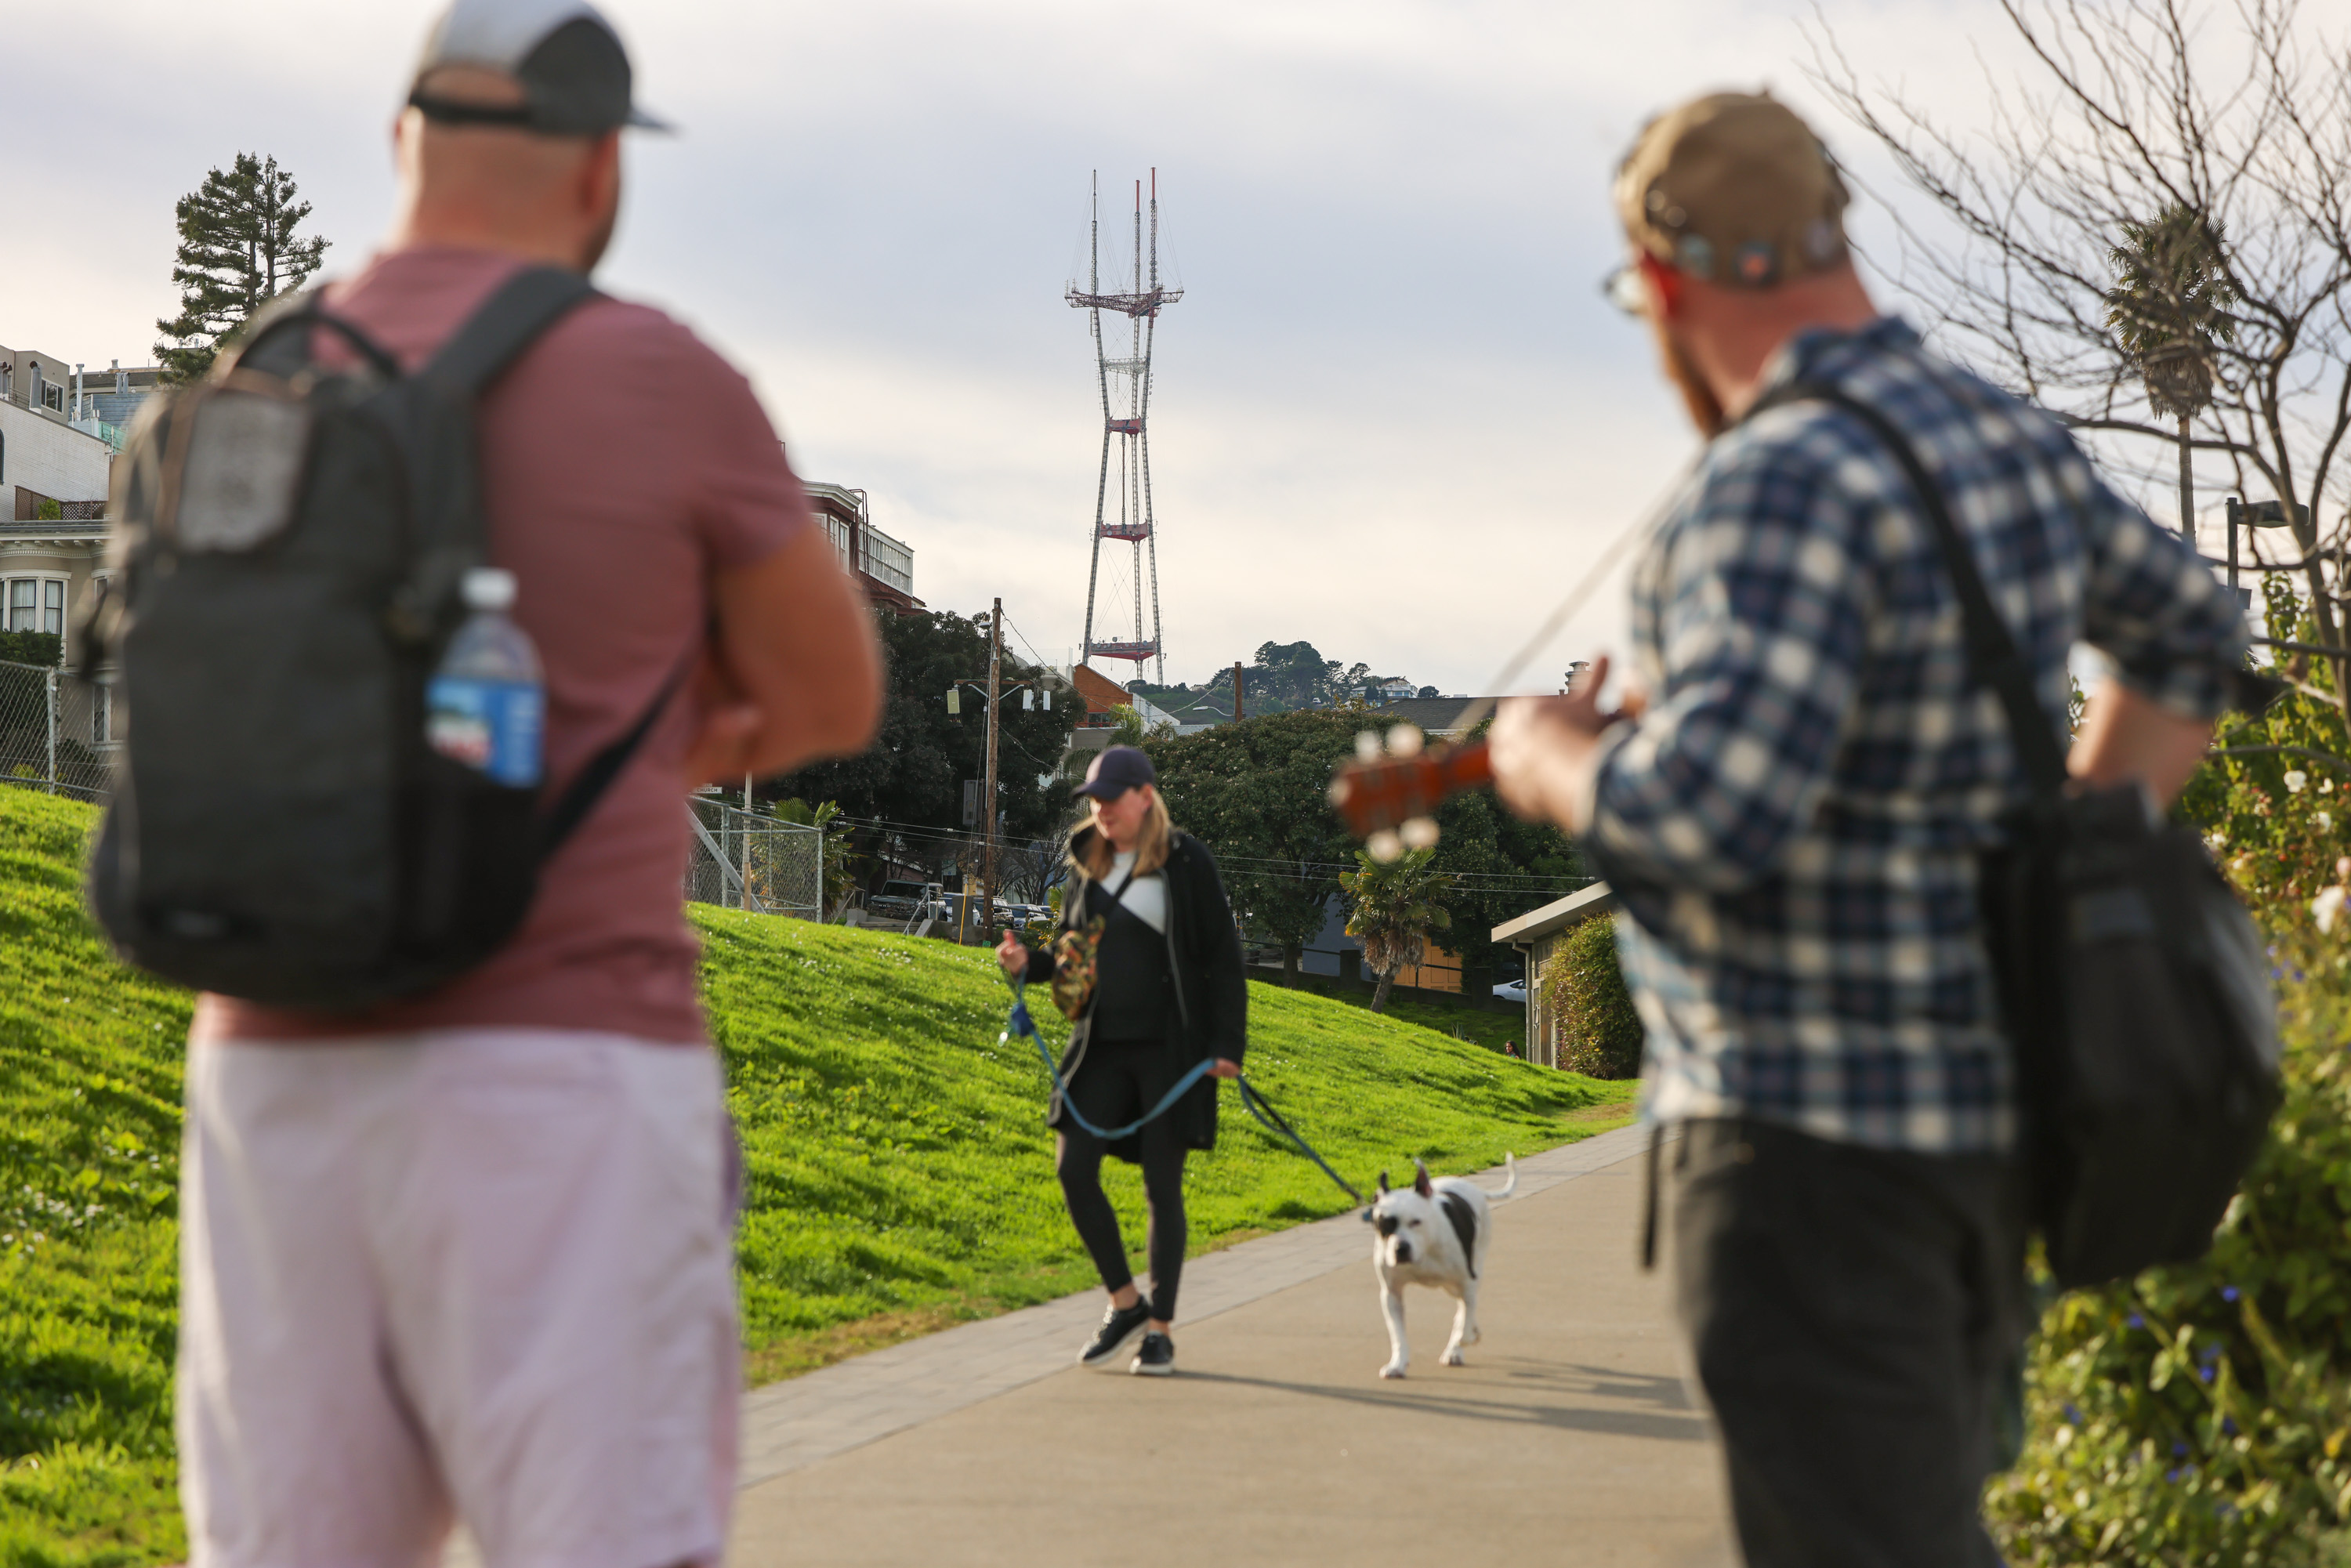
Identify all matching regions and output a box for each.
[154,153,330,383]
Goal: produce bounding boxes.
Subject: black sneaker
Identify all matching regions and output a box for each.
[1131,1331,1176,1377]
[1078,1298,1154,1369]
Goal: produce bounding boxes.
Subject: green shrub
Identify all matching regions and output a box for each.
[1542,914,1643,1078]
[0,632,63,668]
[1985,944,2351,1565]
[2183,574,2351,911]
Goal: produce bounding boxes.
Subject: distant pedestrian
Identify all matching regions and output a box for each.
[996,745,1248,1376]
[175,4,881,1563]
[1489,92,2244,1565]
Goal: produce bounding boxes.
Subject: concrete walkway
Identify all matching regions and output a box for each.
[727,1124,1736,1566]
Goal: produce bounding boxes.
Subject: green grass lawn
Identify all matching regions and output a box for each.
[0,787,1631,1566]
[1263,971,1538,1056]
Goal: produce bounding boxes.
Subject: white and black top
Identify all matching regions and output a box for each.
[1086,849,1175,1042]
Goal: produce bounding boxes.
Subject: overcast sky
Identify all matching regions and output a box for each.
[8,0,2081,696]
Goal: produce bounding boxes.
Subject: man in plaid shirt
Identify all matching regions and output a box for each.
[1491,93,2243,1565]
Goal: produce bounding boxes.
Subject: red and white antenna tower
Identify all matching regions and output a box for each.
[1068,169,1182,683]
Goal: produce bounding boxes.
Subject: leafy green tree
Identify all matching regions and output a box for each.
[1143,709,1364,985]
[1204,640,1340,715]
[1145,707,1584,989]
[154,153,330,383]
[773,608,1076,882]
[2106,205,2238,541]
[1339,846,1453,1013]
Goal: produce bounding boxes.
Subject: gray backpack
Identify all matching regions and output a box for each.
[88,266,673,1010]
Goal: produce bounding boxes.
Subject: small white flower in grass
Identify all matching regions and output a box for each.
[2286,770,2309,794]
[2319,810,2336,833]
[2315,885,2348,935]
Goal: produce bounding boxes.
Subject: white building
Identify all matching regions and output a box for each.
[1,342,117,661]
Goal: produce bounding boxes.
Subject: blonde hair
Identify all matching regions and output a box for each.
[1072,786,1173,882]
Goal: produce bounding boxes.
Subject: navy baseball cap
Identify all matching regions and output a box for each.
[1075,745,1155,800]
[409,0,671,136]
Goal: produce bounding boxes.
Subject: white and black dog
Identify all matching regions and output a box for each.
[1363,1154,1516,1379]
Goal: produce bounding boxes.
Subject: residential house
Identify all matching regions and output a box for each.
[1,344,113,671]
[1288,896,1467,992]
[77,360,163,448]
[1490,883,1617,1069]
[805,480,923,615]
[1372,694,1503,739]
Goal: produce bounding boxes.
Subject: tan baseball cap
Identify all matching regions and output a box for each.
[1614,92,1849,288]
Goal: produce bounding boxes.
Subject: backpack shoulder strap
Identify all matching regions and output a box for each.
[422,266,599,396]
[534,641,697,862]
[1747,379,2070,800]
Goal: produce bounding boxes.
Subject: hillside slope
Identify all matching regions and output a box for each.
[0,788,1628,1566]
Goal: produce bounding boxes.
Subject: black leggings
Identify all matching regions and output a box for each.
[1056,1037,1189,1322]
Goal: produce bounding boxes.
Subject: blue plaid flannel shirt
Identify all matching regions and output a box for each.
[1584,317,2247,1155]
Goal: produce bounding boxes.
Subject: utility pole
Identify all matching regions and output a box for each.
[983,598,1002,938]
[1232,661,1244,721]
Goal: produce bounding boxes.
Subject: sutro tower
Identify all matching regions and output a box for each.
[1069,170,1182,683]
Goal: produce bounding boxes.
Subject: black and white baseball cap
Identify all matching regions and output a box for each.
[409,0,670,136]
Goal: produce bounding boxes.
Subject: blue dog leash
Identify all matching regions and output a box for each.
[1003,981,1364,1205]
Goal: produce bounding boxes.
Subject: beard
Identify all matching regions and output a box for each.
[1649,314,1726,439]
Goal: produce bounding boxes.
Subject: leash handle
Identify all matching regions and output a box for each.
[1005,982,1364,1204]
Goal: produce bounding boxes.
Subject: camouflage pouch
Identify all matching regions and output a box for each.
[1049,914,1107,1021]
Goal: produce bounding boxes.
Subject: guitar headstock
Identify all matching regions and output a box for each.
[1327,725,1494,861]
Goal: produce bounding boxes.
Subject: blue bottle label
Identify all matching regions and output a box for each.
[426,676,544,788]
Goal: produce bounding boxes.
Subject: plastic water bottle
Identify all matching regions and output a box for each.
[426,567,544,788]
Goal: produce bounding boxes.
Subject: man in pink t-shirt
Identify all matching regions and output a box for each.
[174,5,882,1564]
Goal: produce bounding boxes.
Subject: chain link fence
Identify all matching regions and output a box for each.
[0,665,828,925]
[0,659,114,802]
[684,797,824,920]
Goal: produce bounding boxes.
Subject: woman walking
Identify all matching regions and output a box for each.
[996,744,1247,1376]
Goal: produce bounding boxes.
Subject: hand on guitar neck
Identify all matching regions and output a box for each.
[1326,657,1645,853]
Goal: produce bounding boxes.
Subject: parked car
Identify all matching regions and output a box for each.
[1492,978,1528,1003]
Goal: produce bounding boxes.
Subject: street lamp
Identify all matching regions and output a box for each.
[2224,495,2307,607]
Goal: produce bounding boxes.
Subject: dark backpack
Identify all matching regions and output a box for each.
[1755,381,2280,1289]
[88,266,673,1011]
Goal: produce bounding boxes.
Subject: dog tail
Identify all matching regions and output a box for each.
[1485,1153,1517,1201]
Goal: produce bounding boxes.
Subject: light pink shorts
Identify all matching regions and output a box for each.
[177,1028,740,1568]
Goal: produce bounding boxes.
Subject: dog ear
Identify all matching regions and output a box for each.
[1376,1170,1390,1195]
[1413,1158,1434,1199]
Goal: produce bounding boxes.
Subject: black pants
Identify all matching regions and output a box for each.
[1056,1037,1189,1322]
[1672,1117,2030,1568]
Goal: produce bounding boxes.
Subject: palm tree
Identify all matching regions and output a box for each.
[2106,205,2237,544]
[1339,846,1453,1014]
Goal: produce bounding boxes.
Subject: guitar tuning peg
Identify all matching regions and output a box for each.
[1366,829,1404,864]
[1354,730,1382,763]
[1386,723,1424,758]
[1400,816,1440,850]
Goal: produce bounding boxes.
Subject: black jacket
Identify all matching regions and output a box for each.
[1022,827,1248,1154]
